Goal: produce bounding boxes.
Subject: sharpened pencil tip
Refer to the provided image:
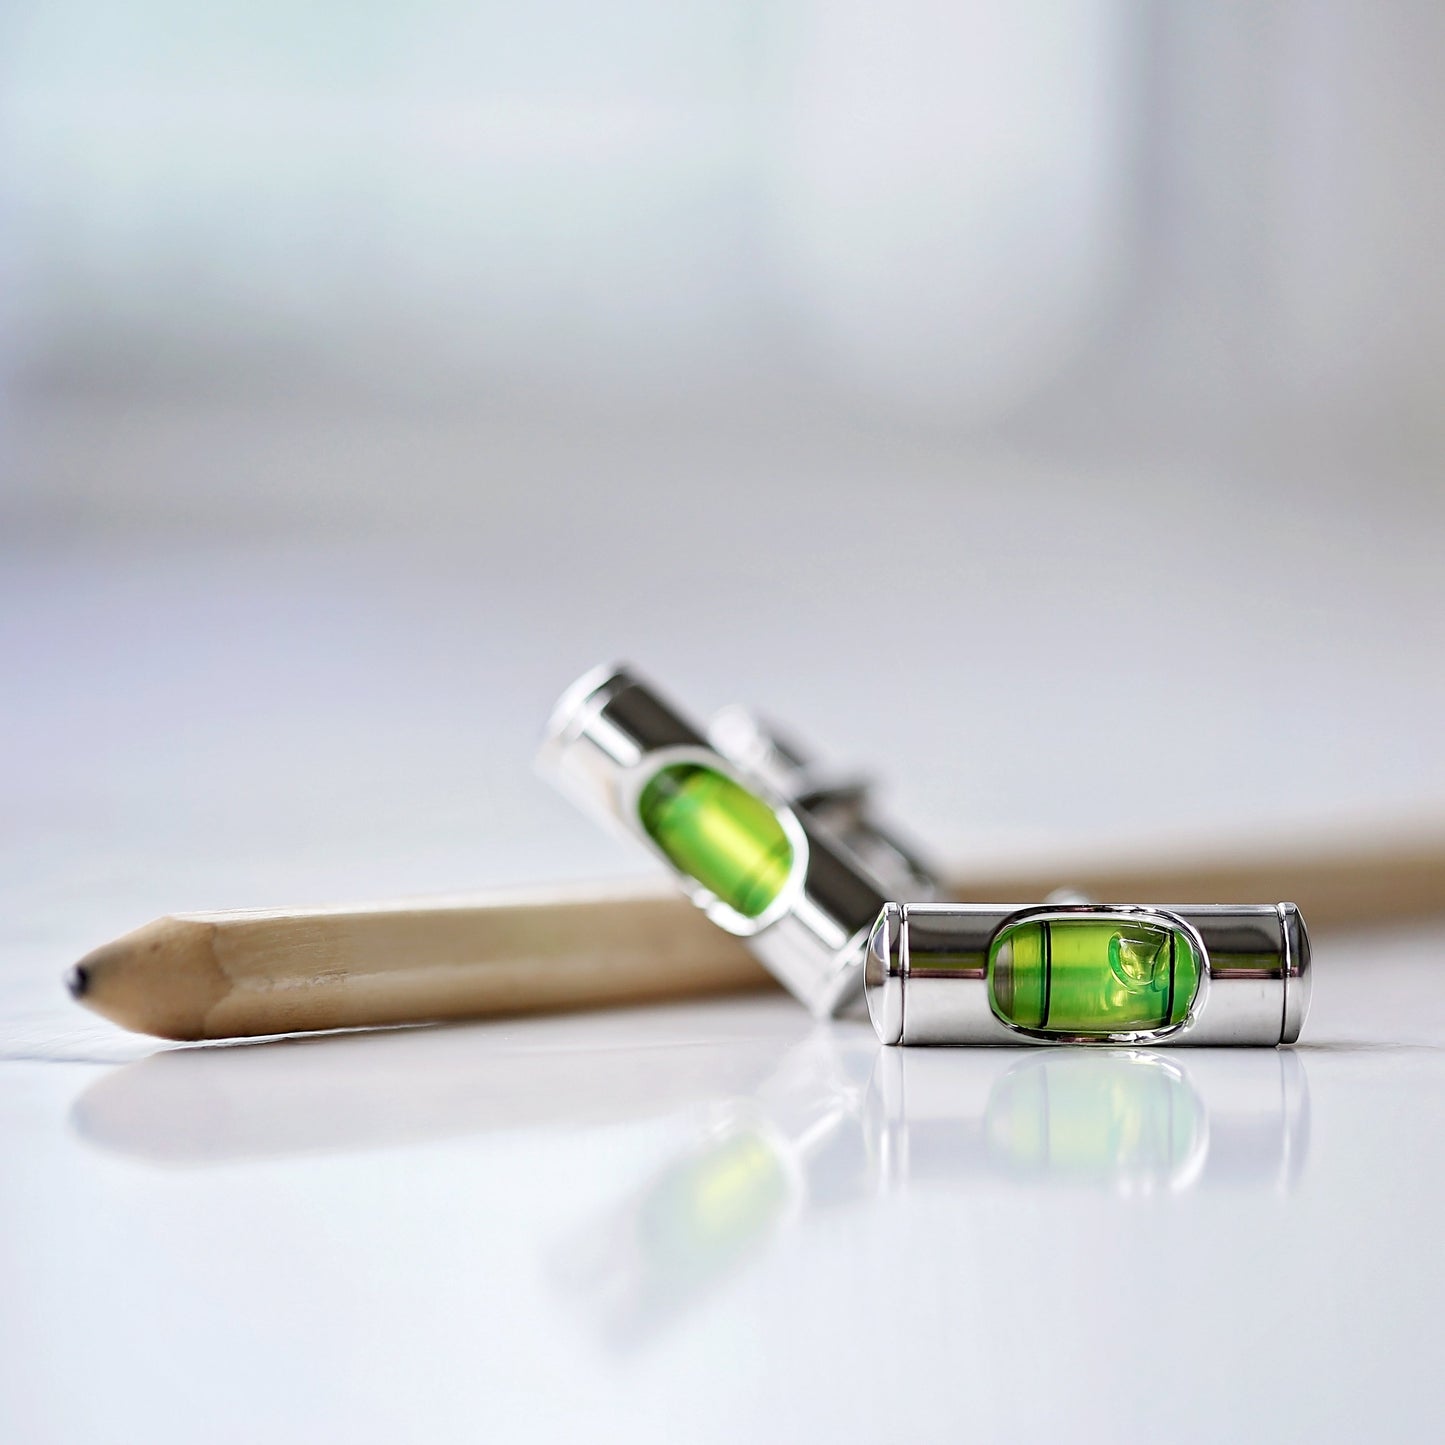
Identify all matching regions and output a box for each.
[67,964,90,999]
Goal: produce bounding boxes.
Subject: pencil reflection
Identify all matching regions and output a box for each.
[69,1018,783,1165]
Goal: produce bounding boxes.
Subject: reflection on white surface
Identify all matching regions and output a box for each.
[871,1047,1310,1196]
[72,1009,1311,1360]
[70,1018,1309,1194]
[551,1033,874,1349]
[549,1038,1309,1349]
[69,1021,783,1166]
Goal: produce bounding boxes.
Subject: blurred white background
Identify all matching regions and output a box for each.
[1,1,1443,921]
[6,1,1445,510]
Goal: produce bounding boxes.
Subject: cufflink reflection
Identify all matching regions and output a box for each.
[868,1047,1310,1196]
[555,1044,1309,1344]
[550,1033,876,1347]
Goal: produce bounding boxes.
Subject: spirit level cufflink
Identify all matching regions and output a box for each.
[539,664,936,1017]
[865,901,1311,1047]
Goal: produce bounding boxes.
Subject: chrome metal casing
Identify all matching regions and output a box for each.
[539,664,929,1017]
[865,901,1311,1047]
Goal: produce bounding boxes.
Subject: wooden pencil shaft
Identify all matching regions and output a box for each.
[71,834,1445,1041]
[73,880,763,1042]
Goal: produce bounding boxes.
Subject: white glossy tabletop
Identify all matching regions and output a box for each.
[5,930,1445,1443]
[3,504,1443,1443]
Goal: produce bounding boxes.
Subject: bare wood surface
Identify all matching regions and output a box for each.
[71,827,1445,1040]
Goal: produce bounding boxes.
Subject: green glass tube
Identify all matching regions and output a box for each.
[637,764,794,919]
[988,916,1201,1035]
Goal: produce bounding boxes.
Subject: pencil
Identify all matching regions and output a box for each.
[69,826,1445,1041]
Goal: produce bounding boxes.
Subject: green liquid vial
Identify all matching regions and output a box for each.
[638,764,794,919]
[989,916,1202,1036]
